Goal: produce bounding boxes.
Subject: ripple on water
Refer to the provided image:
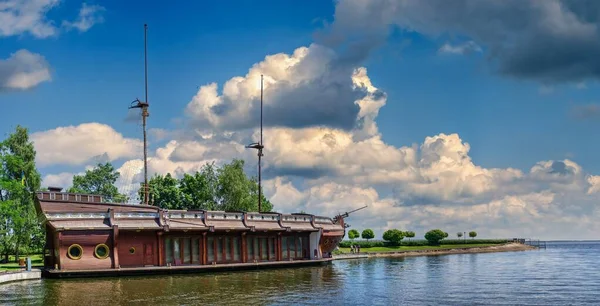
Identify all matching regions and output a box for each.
[2,243,600,305]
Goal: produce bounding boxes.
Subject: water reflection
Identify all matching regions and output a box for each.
[2,243,600,305]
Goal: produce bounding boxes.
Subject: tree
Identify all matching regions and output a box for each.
[361,229,375,241]
[404,231,415,241]
[0,125,43,262]
[146,173,183,209]
[457,232,463,238]
[348,229,360,240]
[469,231,477,239]
[179,163,218,210]
[382,229,404,246]
[443,232,449,238]
[424,229,447,245]
[69,162,127,203]
[217,159,272,212]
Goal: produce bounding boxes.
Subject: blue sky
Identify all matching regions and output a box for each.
[3,0,600,239]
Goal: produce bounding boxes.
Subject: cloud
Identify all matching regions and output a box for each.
[0,0,60,38]
[321,0,600,84]
[570,103,600,120]
[42,171,77,189]
[31,123,143,167]
[0,49,51,91]
[62,3,105,32]
[185,44,385,133]
[438,41,482,55]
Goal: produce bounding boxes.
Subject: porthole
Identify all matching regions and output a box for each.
[94,244,110,259]
[129,247,136,254]
[67,244,83,260]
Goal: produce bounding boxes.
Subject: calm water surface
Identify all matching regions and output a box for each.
[2,242,599,305]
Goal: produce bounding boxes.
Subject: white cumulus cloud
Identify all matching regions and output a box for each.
[0,49,51,91]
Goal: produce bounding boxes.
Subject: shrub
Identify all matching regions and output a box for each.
[338,239,508,248]
[383,229,404,246]
[425,229,447,245]
[361,229,375,241]
[348,229,360,240]
[469,231,478,239]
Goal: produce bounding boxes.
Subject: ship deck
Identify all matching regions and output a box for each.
[43,258,334,278]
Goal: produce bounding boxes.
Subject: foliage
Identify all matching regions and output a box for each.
[339,239,508,248]
[361,229,375,241]
[469,231,478,239]
[424,229,447,245]
[145,159,273,212]
[382,229,404,246]
[68,162,128,203]
[404,231,415,240]
[348,229,360,240]
[457,232,463,238]
[0,125,43,262]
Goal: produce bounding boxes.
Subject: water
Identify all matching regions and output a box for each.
[2,242,599,305]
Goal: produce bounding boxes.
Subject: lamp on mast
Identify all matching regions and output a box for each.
[246,75,264,212]
[128,24,150,205]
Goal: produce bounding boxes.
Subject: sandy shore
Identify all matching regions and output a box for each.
[364,243,537,258]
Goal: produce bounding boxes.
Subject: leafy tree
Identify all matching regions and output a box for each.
[146,173,183,209]
[0,125,43,262]
[361,229,375,241]
[469,231,477,239]
[444,232,449,238]
[425,229,447,245]
[457,232,463,238]
[404,231,415,241]
[348,229,360,240]
[69,162,127,203]
[216,159,272,212]
[382,229,404,246]
[179,163,218,210]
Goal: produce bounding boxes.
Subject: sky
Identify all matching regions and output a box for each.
[3,0,600,240]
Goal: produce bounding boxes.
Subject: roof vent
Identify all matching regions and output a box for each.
[48,186,63,193]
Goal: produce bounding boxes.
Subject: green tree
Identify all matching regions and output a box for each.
[469,231,477,239]
[0,125,43,262]
[348,229,360,240]
[457,232,463,238]
[216,159,272,212]
[404,231,415,241]
[382,229,404,246]
[424,229,447,245]
[361,229,375,241]
[69,162,127,203]
[444,232,449,238]
[179,163,218,210]
[146,173,183,209]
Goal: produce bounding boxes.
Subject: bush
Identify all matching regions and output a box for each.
[383,229,404,246]
[361,229,375,241]
[348,229,360,240]
[338,239,508,248]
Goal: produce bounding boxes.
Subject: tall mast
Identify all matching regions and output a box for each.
[246,74,264,212]
[129,24,150,205]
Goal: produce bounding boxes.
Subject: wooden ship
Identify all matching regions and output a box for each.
[34,188,365,278]
[34,24,366,278]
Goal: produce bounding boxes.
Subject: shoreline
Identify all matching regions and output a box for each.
[336,243,537,259]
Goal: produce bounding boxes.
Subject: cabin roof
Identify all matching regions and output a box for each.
[34,191,344,233]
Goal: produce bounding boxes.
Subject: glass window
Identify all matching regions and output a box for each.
[225,237,232,261]
[261,238,268,260]
[165,238,173,264]
[183,238,191,264]
[269,237,276,260]
[67,244,83,260]
[247,237,254,261]
[192,238,200,264]
[282,237,289,259]
[290,236,297,258]
[174,238,181,264]
[233,237,240,262]
[253,238,259,259]
[216,237,223,262]
[207,237,214,263]
[94,244,110,259]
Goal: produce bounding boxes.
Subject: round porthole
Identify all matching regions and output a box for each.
[94,244,110,259]
[129,247,136,254]
[67,244,83,260]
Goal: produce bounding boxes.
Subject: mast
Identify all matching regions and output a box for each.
[129,24,150,205]
[245,74,264,212]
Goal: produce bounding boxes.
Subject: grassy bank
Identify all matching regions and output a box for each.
[338,243,502,254]
[0,255,43,273]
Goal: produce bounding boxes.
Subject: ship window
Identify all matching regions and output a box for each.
[95,244,110,259]
[129,247,136,254]
[67,244,83,260]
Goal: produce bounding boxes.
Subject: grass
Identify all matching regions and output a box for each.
[338,243,501,253]
[0,254,43,273]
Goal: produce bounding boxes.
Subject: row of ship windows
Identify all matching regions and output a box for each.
[66,244,136,260]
